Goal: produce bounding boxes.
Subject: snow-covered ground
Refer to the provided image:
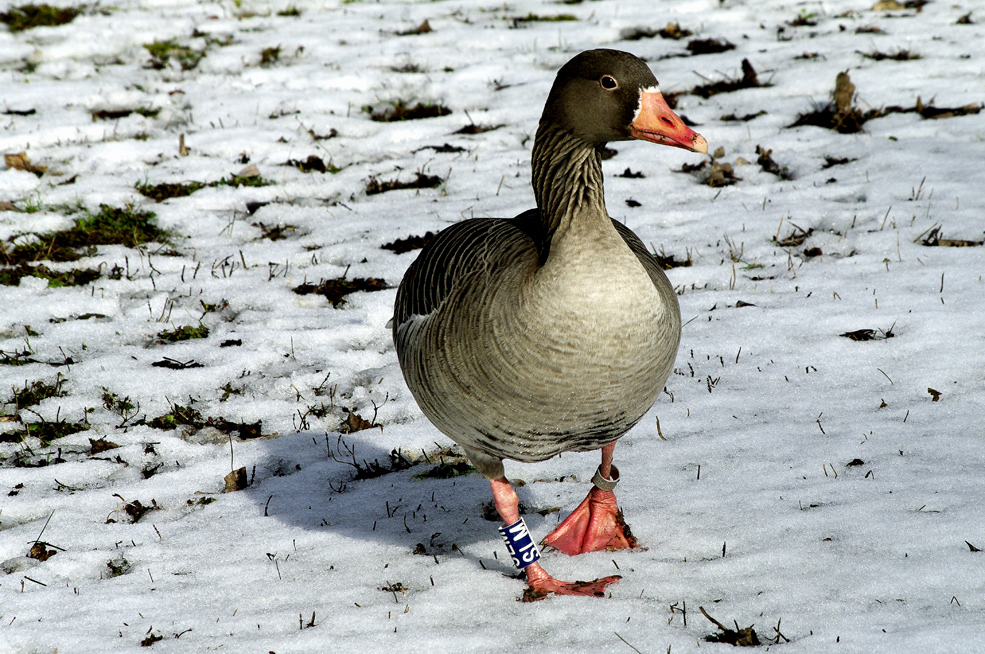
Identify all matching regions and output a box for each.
[2,0,984,651]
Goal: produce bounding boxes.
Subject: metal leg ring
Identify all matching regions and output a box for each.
[591,464,619,491]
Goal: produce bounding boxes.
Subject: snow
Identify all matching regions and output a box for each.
[2,0,984,651]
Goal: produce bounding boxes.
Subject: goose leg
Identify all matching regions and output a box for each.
[541,443,638,555]
[490,477,620,601]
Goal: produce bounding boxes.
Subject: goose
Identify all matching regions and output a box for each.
[392,49,707,600]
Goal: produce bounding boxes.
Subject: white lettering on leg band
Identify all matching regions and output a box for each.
[498,517,541,569]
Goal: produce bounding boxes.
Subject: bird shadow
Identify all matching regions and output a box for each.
[243,428,567,571]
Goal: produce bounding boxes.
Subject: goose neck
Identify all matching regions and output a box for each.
[531,124,607,241]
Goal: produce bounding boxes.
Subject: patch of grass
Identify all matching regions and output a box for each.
[413,460,474,479]
[0,344,36,366]
[292,276,388,307]
[368,101,452,122]
[0,3,81,32]
[214,173,269,189]
[101,387,138,423]
[143,38,205,71]
[788,10,818,27]
[106,556,131,577]
[3,204,166,265]
[391,62,424,73]
[19,414,88,446]
[6,374,66,409]
[276,6,300,16]
[91,106,160,121]
[0,263,101,287]
[147,401,261,438]
[858,47,921,61]
[365,172,443,196]
[156,324,209,343]
[511,13,577,25]
[136,173,269,202]
[260,46,281,66]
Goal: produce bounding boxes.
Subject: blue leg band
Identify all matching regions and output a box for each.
[499,518,541,569]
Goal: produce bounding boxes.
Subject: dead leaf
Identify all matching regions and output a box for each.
[89,438,120,455]
[224,467,248,492]
[28,542,57,562]
[342,410,375,433]
[927,388,942,402]
[4,151,48,177]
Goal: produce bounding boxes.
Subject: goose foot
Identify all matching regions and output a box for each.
[541,487,638,555]
[521,562,620,602]
[489,476,619,601]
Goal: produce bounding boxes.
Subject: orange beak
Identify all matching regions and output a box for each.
[629,90,708,154]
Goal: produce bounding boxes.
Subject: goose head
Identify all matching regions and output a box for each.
[541,49,708,153]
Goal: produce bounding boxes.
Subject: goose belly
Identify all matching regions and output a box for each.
[400,246,680,463]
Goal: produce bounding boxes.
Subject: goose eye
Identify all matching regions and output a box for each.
[599,75,618,90]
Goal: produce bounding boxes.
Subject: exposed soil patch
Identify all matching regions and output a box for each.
[756,145,794,180]
[365,172,443,195]
[284,155,341,174]
[396,19,431,36]
[687,38,735,55]
[453,123,502,135]
[917,225,983,248]
[700,606,761,647]
[382,232,437,254]
[252,222,298,241]
[414,143,465,154]
[91,106,160,121]
[775,225,813,248]
[790,71,982,133]
[653,249,693,270]
[822,155,856,169]
[720,111,766,122]
[689,59,769,98]
[678,147,739,187]
[620,22,693,41]
[292,275,389,307]
[368,101,452,122]
[841,326,895,341]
